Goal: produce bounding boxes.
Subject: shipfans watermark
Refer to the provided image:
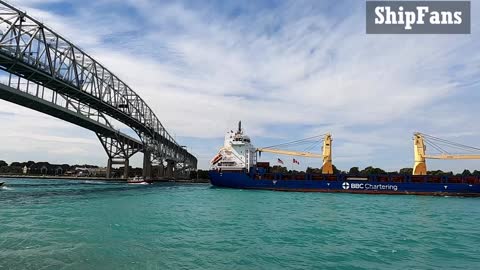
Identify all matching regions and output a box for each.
[366,1,470,34]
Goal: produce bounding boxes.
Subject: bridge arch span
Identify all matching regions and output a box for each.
[0,1,197,178]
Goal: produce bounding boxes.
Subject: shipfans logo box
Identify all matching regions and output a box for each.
[366,1,470,34]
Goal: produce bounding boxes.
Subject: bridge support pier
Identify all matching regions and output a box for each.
[106,158,130,179]
[143,151,152,179]
[175,163,188,179]
[106,158,113,178]
[98,134,139,179]
[166,160,175,178]
[157,162,165,178]
[124,159,130,179]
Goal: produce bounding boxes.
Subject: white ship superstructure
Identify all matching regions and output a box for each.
[211,121,256,171]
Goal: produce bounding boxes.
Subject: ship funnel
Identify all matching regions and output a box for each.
[238,121,242,133]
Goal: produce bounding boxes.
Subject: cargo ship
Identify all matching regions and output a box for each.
[209,122,480,196]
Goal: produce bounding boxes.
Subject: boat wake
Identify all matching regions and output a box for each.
[83,180,109,185]
[128,182,150,185]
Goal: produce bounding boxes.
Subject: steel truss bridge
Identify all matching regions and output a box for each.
[0,1,197,178]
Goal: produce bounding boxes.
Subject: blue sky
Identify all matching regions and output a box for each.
[1,0,480,172]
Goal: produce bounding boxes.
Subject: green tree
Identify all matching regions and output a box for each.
[306,167,322,174]
[348,167,360,175]
[427,170,446,176]
[0,166,21,174]
[0,160,7,167]
[462,169,472,176]
[196,170,210,179]
[271,165,288,173]
[361,166,386,175]
[399,168,413,175]
[9,162,23,167]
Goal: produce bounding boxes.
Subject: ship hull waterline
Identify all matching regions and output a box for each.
[209,171,480,197]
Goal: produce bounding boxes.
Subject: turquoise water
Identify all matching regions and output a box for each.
[1,178,479,270]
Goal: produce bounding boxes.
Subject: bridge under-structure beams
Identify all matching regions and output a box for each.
[0,1,197,178]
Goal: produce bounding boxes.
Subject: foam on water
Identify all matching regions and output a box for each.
[0,178,479,270]
[83,180,110,185]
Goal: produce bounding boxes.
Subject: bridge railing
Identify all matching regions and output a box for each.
[4,74,111,128]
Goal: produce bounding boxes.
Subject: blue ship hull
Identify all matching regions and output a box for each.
[209,171,480,196]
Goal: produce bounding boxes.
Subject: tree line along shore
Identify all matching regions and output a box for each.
[2,160,479,180]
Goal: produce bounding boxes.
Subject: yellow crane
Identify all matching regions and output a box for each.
[413,133,480,175]
[257,133,334,174]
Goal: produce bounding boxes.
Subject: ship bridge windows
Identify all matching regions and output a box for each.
[233,136,250,143]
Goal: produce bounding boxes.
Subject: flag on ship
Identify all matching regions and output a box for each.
[277,158,284,164]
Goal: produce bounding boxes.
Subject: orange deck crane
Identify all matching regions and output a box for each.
[413,133,480,175]
[256,134,334,174]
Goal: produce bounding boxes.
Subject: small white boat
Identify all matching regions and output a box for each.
[127,177,152,185]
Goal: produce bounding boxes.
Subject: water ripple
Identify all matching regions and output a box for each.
[1,179,480,269]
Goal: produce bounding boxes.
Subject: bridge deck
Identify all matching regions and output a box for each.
[0,82,142,149]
